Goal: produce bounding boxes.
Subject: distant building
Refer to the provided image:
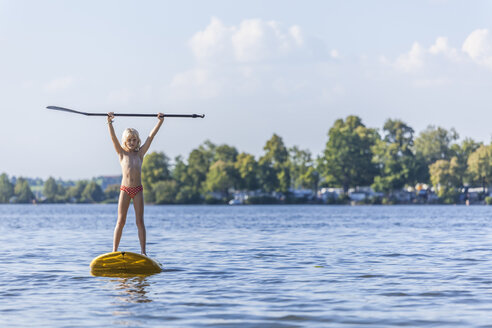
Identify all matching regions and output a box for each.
[290,188,315,199]
[318,188,343,202]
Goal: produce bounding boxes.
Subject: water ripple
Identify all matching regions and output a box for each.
[2,204,492,327]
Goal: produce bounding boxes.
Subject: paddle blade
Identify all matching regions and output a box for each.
[46,106,91,116]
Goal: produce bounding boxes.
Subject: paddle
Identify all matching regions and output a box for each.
[46,106,205,118]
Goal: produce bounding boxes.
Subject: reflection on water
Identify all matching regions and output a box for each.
[112,277,152,304]
[106,277,154,327]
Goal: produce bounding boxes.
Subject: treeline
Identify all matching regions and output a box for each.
[0,175,120,204]
[141,116,487,204]
[1,115,491,204]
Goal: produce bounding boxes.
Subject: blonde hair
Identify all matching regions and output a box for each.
[121,128,141,152]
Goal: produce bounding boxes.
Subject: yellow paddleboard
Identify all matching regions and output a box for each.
[90,251,162,277]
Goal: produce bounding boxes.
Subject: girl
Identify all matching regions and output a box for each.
[107,112,164,255]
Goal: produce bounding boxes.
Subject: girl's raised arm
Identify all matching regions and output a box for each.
[107,112,124,155]
[139,113,164,157]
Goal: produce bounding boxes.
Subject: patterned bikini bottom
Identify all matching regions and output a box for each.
[120,185,143,199]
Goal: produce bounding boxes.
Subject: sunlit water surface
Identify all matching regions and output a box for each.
[1,205,492,327]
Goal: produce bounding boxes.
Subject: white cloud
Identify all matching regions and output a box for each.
[462,29,492,69]
[379,30,492,94]
[389,36,461,74]
[189,17,305,63]
[179,23,492,104]
[394,42,426,72]
[44,76,74,92]
[462,29,490,59]
[189,17,233,61]
[429,37,458,59]
[289,25,303,46]
[231,19,267,62]
[171,17,319,101]
[391,29,492,74]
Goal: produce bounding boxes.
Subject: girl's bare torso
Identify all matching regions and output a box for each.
[119,151,143,187]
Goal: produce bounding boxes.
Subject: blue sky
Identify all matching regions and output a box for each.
[2,0,492,179]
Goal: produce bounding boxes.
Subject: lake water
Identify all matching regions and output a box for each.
[1,204,492,327]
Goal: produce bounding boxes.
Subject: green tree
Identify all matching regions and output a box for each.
[204,160,237,197]
[170,146,216,204]
[56,183,67,201]
[153,180,179,204]
[172,156,188,183]
[66,180,89,202]
[0,173,14,203]
[175,185,200,204]
[14,177,35,203]
[104,184,121,202]
[43,177,58,201]
[371,119,417,193]
[262,134,289,164]
[467,144,492,194]
[259,134,290,193]
[170,155,196,203]
[141,151,171,202]
[81,181,104,203]
[450,138,482,187]
[258,160,279,193]
[415,125,459,165]
[235,153,259,191]
[429,158,460,203]
[289,146,319,190]
[277,166,291,193]
[199,140,217,163]
[186,148,212,197]
[321,116,379,193]
[299,166,319,191]
[214,144,239,163]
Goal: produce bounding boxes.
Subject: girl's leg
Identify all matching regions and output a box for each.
[113,191,131,252]
[133,191,146,255]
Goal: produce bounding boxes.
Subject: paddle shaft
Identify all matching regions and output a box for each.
[83,113,198,118]
[46,106,205,118]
